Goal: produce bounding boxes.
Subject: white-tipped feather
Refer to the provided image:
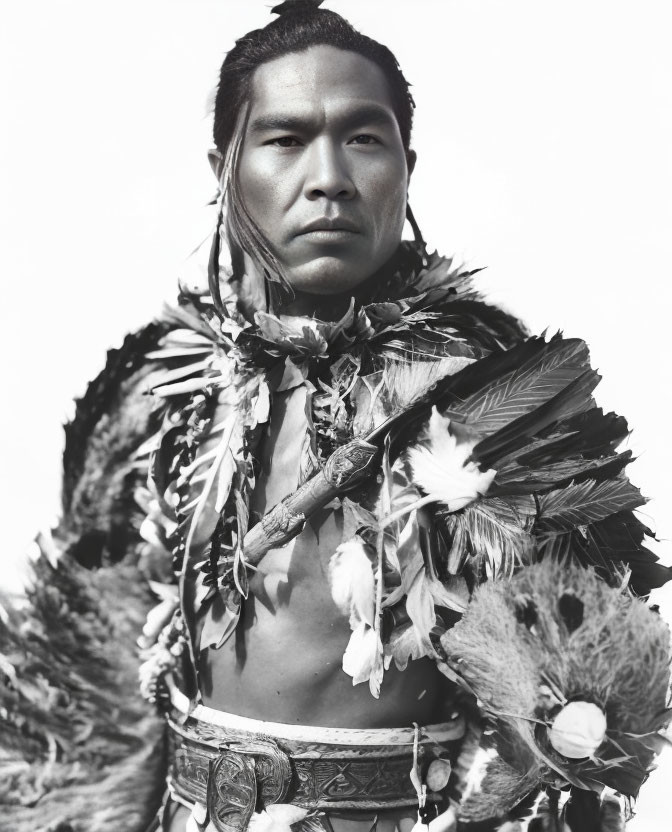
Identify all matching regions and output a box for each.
[184,411,237,555]
[342,622,384,698]
[382,356,474,411]
[407,408,496,512]
[328,538,375,629]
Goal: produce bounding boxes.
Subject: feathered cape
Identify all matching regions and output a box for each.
[0,326,169,832]
[1,243,669,831]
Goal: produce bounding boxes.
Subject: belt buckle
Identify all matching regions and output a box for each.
[207,738,292,832]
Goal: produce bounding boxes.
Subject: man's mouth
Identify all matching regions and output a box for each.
[297,217,360,236]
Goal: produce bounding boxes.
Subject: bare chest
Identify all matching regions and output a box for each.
[248,385,343,602]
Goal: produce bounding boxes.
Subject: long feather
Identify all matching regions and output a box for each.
[471,369,600,469]
[381,356,474,412]
[446,337,590,436]
[535,477,645,535]
[539,511,672,596]
[492,408,629,472]
[494,450,632,492]
[375,335,591,463]
[151,374,229,398]
[183,412,237,557]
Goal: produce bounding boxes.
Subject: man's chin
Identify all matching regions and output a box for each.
[284,256,382,296]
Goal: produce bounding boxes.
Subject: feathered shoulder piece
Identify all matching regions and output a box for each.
[396,332,670,595]
[60,322,170,568]
[0,323,172,832]
[324,331,670,701]
[364,332,672,825]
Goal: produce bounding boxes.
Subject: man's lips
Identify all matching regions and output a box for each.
[296,216,360,236]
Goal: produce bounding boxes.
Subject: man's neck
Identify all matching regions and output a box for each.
[276,290,352,320]
[270,251,400,321]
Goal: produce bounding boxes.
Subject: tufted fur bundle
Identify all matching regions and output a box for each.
[441,559,671,823]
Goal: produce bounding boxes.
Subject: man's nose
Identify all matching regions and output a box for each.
[303,140,356,201]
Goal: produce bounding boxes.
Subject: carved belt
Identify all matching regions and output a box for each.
[166,706,465,832]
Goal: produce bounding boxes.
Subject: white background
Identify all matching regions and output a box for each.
[1,1,670,827]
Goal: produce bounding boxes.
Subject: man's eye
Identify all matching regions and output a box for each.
[269,136,301,148]
[349,135,379,145]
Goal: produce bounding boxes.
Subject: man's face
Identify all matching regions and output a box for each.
[235,45,414,296]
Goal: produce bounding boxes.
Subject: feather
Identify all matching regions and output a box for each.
[471,369,600,470]
[183,411,237,555]
[147,357,214,390]
[342,622,384,696]
[328,538,375,629]
[441,497,536,579]
[538,511,672,596]
[406,408,496,512]
[494,450,632,492]
[0,550,166,832]
[151,373,229,398]
[449,337,590,432]
[535,477,645,535]
[498,408,630,469]
[381,355,474,412]
[145,345,212,360]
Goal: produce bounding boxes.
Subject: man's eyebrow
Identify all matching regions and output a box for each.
[248,104,397,134]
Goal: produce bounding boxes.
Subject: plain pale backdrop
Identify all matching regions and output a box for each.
[1,1,671,827]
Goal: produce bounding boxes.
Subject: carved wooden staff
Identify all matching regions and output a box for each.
[242,436,380,564]
[240,369,439,564]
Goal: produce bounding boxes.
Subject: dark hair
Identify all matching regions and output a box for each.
[213,1,415,157]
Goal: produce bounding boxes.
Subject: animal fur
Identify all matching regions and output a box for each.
[0,325,169,831]
[441,559,671,823]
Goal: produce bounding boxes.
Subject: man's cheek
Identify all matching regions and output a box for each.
[374,181,407,234]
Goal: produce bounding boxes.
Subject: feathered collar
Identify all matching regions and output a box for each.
[146,241,526,698]
[158,241,524,394]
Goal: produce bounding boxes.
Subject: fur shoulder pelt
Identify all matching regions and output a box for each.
[0,323,170,832]
[0,550,166,832]
[61,323,168,569]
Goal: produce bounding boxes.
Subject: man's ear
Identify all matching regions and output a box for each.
[208,148,224,181]
[406,149,417,182]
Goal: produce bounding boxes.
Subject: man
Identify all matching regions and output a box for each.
[152,6,477,828]
[1,3,668,832]
[136,4,668,831]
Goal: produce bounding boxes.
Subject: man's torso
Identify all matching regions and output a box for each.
[195,385,448,728]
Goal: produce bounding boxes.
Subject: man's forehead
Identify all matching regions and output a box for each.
[246,45,397,128]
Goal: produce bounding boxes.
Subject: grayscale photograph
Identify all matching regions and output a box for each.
[1,2,670,831]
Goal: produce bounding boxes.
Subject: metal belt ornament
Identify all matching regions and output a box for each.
[167,714,459,832]
[206,739,291,832]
